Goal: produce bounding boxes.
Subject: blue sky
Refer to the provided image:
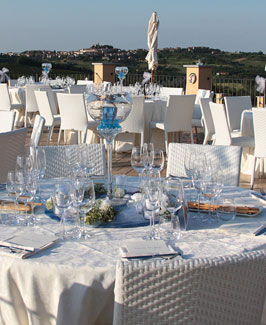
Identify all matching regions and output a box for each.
[1,0,266,53]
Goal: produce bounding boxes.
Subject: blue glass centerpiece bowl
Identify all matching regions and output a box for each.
[87,89,132,199]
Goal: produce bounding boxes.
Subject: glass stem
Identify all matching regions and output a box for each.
[107,142,113,198]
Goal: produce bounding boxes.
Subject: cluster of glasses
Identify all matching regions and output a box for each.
[6,147,46,226]
[53,146,96,240]
[144,83,161,99]
[15,76,35,87]
[184,149,235,223]
[131,143,183,243]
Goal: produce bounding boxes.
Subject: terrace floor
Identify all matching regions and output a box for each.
[27,126,266,191]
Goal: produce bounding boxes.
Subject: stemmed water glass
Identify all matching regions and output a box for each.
[24,174,38,225]
[6,171,18,225]
[143,178,161,240]
[141,143,154,171]
[14,171,26,224]
[159,179,183,243]
[35,148,46,201]
[131,146,145,177]
[54,182,74,239]
[152,149,164,176]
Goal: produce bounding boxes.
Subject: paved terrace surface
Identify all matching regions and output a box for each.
[26,126,266,191]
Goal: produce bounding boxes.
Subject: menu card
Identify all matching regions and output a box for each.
[120,240,181,259]
[0,233,58,259]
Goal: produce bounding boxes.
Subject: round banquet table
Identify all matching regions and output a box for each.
[0,177,266,325]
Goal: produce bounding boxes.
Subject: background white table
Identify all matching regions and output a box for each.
[0,180,265,324]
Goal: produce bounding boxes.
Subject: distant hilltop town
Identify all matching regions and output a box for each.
[5,44,226,62]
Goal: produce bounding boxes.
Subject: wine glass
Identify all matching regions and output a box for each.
[79,178,95,239]
[143,178,161,240]
[54,182,74,239]
[16,156,26,175]
[152,150,164,176]
[35,148,46,201]
[141,143,154,171]
[6,171,18,225]
[159,179,183,244]
[14,171,26,224]
[131,147,145,177]
[25,173,38,225]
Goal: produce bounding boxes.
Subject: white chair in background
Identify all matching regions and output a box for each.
[192,89,214,142]
[25,84,50,127]
[40,144,106,178]
[160,87,183,98]
[166,142,242,186]
[68,85,87,94]
[199,98,215,144]
[0,111,16,133]
[113,250,266,325]
[250,108,266,189]
[115,95,145,150]
[39,87,59,115]
[224,96,252,133]
[57,93,98,144]
[35,90,61,145]
[0,84,24,111]
[0,128,27,183]
[29,115,45,147]
[77,80,94,85]
[150,94,196,154]
[209,102,254,148]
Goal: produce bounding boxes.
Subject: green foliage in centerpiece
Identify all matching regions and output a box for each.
[84,199,115,225]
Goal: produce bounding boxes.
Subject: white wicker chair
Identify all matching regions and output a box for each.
[166,143,242,186]
[250,108,266,189]
[224,96,252,133]
[113,249,266,325]
[39,144,106,179]
[0,128,27,183]
[115,95,145,150]
[0,111,16,132]
[150,95,196,154]
[29,115,45,147]
[209,102,254,148]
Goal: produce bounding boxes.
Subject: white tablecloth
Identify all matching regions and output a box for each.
[0,179,266,324]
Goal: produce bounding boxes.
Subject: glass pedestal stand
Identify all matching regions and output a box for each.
[97,121,121,199]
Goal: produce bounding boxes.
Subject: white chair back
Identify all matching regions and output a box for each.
[253,107,266,158]
[0,84,12,111]
[40,144,106,178]
[35,90,55,126]
[167,143,242,186]
[0,128,27,183]
[77,80,94,85]
[164,95,196,132]
[57,93,88,132]
[224,96,252,131]
[39,87,58,115]
[113,249,266,325]
[160,87,183,97]
[30,115,45,147]
[195,89,212,104]
[0,111,15,132]
[25,84,43,113]
[199,98,214,144]
[120,95,145,134]
[69,85,87,94]
[209,102,232,145]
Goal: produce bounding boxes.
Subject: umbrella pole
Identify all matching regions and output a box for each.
[151,70,154,83]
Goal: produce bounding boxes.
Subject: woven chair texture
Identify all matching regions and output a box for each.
[114,249,266,325]
[40,144,106,179]
[0,128,27,183]
[166,143,242,186]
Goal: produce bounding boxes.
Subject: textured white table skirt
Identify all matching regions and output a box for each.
[0,182,266,324]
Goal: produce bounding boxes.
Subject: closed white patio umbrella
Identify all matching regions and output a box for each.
[145,12,159,83]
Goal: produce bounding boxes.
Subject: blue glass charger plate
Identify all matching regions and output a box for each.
[45,205,150,228]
